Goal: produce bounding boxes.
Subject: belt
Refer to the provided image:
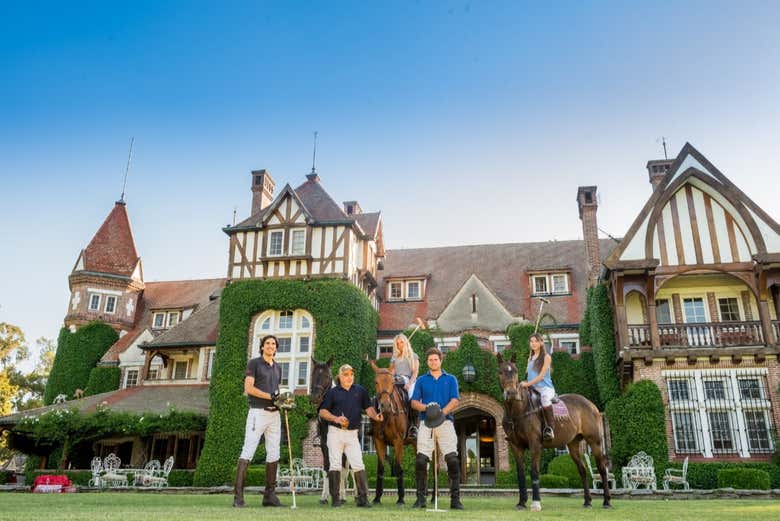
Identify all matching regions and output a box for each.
[264,406,279,412]
[329,423,357,430]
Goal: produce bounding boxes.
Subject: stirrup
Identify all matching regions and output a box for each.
[543,427,554,440]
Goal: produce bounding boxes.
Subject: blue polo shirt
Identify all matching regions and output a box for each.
[319,383,371,430]
[411,370,459,422]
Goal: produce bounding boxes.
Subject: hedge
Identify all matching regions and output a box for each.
[84,367,121,397]
[44,323,118,405]
[0,470,13,484]
[442,334,501,401]
[194,279,378,487]
[605,380,668,471]
[587,284,621,406]
[550,352,600,407]
[547,454,586,488]
[505,323,534,368]
[717,467,771,490]
[678,462,780,489]
[579,287,593,347]
[578,351,602,410]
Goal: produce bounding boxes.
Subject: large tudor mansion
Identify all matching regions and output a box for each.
[2,143,779,483]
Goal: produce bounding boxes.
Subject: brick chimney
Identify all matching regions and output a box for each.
[251,169,275,215]
[343,200,362,216]
[646,159,674,191]
[577,186,600,287]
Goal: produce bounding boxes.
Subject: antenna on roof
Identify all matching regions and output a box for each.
[598,226,621,243]
[233,206,237,226]
[118,136,134,204]
[310,131,318,174]
[656,136,668,160]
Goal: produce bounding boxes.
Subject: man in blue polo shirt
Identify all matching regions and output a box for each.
[319,363,383,507]
[410,347,464,510]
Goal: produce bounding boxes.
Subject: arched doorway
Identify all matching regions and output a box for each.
[452,392,508,485]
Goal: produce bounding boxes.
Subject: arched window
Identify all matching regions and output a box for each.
[252,309,314,391]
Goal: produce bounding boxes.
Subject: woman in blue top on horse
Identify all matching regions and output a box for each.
[520,333,556,440]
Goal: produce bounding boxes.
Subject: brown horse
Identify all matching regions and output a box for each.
[368,360,415,505]
[496,352,612,511]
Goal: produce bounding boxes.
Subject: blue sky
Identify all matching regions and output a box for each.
[1,1,779,355]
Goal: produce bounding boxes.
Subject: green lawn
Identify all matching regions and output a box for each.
[1,493,778,521]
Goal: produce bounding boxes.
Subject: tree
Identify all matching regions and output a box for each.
[0,323,26,416]
[0,324,57,413]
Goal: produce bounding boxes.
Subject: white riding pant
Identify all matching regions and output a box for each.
[327,425,365,471]
[417,419,458,459]
[536,386,556,407]
[239,408,281,462]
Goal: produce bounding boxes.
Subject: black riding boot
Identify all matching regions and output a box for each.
[233,458,249,507]
[413,454,429,508]
[355,470,372,508]
[542,406,555,440]
[328,470,344,507]
[407,408,419,440]
[262,460,282,507]
[445,452,464,510]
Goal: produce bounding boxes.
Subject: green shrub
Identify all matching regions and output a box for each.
[605,380,667,471]
[246,466,266,486]
[0,470,13,484]
[578,351,602,410]
[550,352,599,407]
[167,470,195,487]
[540,474,570,488]
[682,462,780,489]
[44,323,118,405]
[717,467,770,490]
[194,279,378,487]
[579,287,593,346]
[505,323,534,367]
[588,284,621,406]
[546,454,586,488]
[84,367,121,396]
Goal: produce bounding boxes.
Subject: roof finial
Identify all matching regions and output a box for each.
[311,131,318,175]
[657,136,668,160]
[118,136,134,204]
[233,206,237,226]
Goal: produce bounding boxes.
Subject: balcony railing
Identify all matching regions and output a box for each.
[627,321,765,348]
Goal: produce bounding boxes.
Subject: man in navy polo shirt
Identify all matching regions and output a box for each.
[410,347,464,510]
[319,363,383,507]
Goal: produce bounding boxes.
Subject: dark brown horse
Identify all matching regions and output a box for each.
[309,356,339,505]
[496,352,612,511]
[368,360,415,505]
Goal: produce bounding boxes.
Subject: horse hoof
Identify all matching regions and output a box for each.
[515,504,526,511]
[319,499,328,505]
[373,499,381,505]
[583,503,592,509]
[530,501,541,512]
[603,503,613,509]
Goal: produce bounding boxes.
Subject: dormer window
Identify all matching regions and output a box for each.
[152,310,182,330]
[389,282,403,300]
[167,312,180,327]
[387,278,425,301]
[153,312,166,329]
[407,281,421,300]
[530,272,570,296]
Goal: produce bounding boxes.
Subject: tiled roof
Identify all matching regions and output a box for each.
[294,176,349,221]
[355,212,381,238]
[146,297,221,347]
[0,385,209,426]
[378,239,618,332]
[80,202,139,277]
[101,278,226,362]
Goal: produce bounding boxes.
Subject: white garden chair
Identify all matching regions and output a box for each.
[87,457,103,487]
[145,456,174,487]
[134,460,161,486]
[101,453,128,488]
[663,457,690,490]
[621,451,656,490]
[583,453,616,491]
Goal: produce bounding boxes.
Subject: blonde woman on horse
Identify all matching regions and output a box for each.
[391,333,419,439]
[520,333,557,440]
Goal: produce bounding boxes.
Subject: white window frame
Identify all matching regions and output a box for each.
[532,275,549,296]
[252,309,314,392]
[388,281,403,301]
[147,367,159,380]
[682,296,708,323]
[167,311,180,328]
[124,368,139,388]
[268,230,284,256]
[104,295,117,314]
[376,339,393,358]
[290,229,306,256]
[406,280,421,300]
[551,273,569,294]
[153,312,166,329]
[173,360,190,380]
[88,293,101,311]
[207,350,215,379]
[717,296,742,322]
[559,339,579,355]
[664,368,774,458]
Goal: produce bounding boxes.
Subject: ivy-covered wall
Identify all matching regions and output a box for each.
[581,283,621,406]
[84,367,121,397]
[44,322,118,405]
[193,279,378,486]
[441,334,501,401]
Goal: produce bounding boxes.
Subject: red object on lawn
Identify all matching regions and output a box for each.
[32,474,75,493]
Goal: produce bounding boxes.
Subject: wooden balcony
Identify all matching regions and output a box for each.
[627,321,765,348]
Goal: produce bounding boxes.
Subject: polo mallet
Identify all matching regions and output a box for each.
[408,317,426,340]
[277,392,298,509]
[426,428,446,513]
[533,297,550,335]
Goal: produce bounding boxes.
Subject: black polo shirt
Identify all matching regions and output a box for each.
[319,384,371,430]
[245,356,282,409]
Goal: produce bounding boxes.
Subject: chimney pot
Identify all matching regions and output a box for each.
[251,169,275,215]
[646,159,674,191]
